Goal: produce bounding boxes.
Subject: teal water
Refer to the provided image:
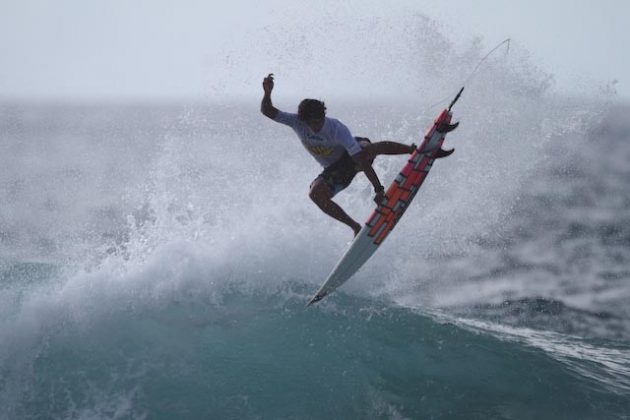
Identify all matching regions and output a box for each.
[2,268,629,419]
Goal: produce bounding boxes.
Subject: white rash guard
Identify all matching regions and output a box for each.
[273,111,362,168]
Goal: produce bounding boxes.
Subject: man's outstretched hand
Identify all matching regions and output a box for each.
[263,73,274,94]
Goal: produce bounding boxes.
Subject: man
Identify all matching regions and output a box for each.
[260,73,432,237]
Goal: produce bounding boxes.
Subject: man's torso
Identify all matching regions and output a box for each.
[273,111,362,168]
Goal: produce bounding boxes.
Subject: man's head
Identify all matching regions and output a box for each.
[298,99,326,130]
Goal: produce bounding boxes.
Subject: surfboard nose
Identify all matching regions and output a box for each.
[307,293,326,306]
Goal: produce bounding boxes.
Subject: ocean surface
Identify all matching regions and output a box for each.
[2,24,630,419]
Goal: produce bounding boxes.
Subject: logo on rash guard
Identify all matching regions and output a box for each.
[308,145,334,156]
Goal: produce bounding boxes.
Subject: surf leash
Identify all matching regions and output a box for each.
[448,86,464,111]
[461,38,511,87]
[426,38,511,113]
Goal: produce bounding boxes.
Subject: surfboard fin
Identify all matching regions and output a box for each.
[436,121,459,133]
[435,148,455,158]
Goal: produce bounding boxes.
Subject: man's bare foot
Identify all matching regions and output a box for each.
[352,222,362,237]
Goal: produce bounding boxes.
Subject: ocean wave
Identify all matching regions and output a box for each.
[1,269,629,419]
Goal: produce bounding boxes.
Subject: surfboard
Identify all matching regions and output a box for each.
[308,89,463,306]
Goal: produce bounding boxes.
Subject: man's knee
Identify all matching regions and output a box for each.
[357,138,373,154]
[355,145,376,166]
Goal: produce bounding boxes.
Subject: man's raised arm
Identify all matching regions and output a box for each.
[261,73,279,119]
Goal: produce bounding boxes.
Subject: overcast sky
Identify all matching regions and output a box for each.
[1,0,628,102]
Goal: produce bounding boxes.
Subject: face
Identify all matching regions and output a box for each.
[302,116,325,132]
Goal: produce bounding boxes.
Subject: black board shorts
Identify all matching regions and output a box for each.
[312,137,372,197]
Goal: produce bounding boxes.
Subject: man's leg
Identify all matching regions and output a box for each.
[309,178,361,236]
[364,141,414,158]
[364,140,454,159]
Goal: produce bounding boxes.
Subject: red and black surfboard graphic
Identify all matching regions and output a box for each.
[366,109,455,245]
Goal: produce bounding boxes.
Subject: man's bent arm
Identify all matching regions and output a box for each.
[353,153,384,194]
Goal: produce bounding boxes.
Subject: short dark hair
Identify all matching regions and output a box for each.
[298,99,326,120]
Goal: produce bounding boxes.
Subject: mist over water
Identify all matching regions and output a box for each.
[2,12,629,420]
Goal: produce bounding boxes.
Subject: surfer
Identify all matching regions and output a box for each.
[260,73,420,236]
